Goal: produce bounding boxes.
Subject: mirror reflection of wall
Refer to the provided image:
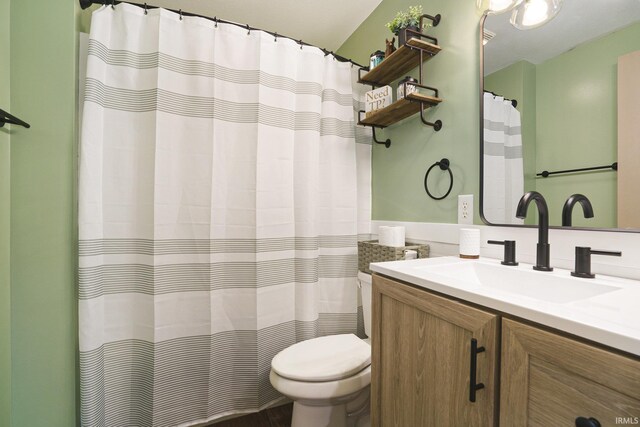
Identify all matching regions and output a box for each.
[482,0,640,229]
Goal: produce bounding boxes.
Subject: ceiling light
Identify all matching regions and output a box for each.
[478,0,524,14]
[511,0,563,30]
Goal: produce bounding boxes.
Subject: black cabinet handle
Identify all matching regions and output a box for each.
[575,417,601,427]
[469,338,485,402]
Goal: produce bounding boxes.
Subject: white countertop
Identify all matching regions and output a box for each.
[370,256,640,357]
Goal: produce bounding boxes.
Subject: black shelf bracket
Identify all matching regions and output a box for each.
[358,110,391,148]
[419,105,442,131]
[372,127,391,148]
[358,66,371,85]
[404,82,442,132]
[0,108,30,129]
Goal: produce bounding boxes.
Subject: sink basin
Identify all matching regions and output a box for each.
[415,260,621,303]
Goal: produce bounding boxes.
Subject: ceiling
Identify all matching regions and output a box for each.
[484,0,640,75]
[146,0,383,52]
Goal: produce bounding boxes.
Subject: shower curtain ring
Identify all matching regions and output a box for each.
[214,17,218,27]
[111,0,115,9]
[299,40,303,49]
[274,32,278,42]
[143,3,148,14]
[246,24,251,35]
[179,9,183,20]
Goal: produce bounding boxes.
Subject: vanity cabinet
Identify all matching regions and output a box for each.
[372,274,640,427]
[501,318,640,426]
[371,275,499,426]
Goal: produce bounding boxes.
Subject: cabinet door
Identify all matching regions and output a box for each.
[371,275,498,427]
[501,319,640,426]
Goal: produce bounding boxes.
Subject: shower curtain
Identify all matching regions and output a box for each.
[78,4,371,427]
[483,92,524,224]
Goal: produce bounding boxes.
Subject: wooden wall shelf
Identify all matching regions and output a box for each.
[358,38,441,87]
[357,14,444,145]
[359,92,442,128]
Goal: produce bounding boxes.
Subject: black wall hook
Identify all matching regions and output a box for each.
[424,158,453,200]
[0,108,30,129]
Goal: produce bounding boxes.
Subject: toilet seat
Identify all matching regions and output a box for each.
[269,364,371,402]
[271,334,371,382]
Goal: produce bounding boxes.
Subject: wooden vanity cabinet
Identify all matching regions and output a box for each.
[501,318,640,427]
[372,274,640,427]
[371,274,499,427]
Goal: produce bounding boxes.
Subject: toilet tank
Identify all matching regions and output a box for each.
[357,272,373,338]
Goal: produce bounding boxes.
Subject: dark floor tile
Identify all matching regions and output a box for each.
[213,403,293,427]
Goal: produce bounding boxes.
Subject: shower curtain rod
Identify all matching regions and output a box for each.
[78,0,366,68]
[484,90,517,108]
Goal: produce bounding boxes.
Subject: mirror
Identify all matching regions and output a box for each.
[480,0,640,230]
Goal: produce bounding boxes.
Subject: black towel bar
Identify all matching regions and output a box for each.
[537,162,617,178]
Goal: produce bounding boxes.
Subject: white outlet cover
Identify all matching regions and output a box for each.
[458,194,474,225]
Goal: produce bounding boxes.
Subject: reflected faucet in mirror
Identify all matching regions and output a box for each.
[516,191,553,271]
[562,194,594,227]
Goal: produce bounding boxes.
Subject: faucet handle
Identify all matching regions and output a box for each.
[488,240,518,266]
[571,247,622,279]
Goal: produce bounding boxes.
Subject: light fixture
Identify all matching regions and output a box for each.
[510,0,563,29]
[477,0,524,14]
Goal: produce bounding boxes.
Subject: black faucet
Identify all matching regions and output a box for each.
[515,191,553,271]
[562,194,594,226]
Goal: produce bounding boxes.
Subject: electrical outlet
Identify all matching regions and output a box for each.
[458,194,473,224]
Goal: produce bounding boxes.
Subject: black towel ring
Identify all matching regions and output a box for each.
[424,158,453,200]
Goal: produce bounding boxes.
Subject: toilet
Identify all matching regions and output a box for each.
[269,272,373,427]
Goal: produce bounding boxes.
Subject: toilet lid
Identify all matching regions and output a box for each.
[271,334,371,382]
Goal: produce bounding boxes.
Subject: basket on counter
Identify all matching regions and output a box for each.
[358,240,430,274]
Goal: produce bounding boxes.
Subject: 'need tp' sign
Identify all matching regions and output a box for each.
[365,86,392,117]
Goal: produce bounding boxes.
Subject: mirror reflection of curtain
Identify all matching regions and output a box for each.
[483,93,524,224]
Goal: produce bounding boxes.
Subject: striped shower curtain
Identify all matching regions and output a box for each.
[78,4,371,426]
[483,92,524,224]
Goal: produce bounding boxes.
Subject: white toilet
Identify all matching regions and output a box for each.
[269,272,373,427]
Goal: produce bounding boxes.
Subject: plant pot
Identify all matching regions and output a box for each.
[397,25,419,46]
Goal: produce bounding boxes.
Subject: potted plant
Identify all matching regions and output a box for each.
[386,5,429,46]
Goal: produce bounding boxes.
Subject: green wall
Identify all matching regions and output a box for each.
[9,0,79,425]
[338,0,482,223]
[485,22,640,228]
[1,0,12,425]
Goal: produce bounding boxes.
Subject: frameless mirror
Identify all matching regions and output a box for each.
[480,0,640,230]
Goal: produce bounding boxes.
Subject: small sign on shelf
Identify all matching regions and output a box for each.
[365,85,392,117]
